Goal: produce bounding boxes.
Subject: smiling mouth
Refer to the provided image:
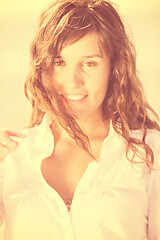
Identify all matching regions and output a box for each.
[62,94,88,101]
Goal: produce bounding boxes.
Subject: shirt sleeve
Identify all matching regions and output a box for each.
[0,160,6,226]
[146,131,160,240]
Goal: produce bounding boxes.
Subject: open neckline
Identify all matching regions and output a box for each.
[35,118,116,211]
[38,155,98,212]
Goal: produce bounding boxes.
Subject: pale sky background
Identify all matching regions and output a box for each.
[0,0,160,129]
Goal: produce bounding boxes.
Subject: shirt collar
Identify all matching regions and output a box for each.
[31,115,118,162]
[99,121,119,160]
[25,114,54,160]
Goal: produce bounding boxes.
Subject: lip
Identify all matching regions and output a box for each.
[61,94,88,104]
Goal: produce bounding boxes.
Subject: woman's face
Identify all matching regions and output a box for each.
[53,31,111,121]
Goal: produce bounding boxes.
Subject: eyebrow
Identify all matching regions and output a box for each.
[81,54,103,59]
[55,54,103,59]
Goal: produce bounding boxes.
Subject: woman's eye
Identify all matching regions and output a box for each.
[53,60,65,66]
[82,61,97,67]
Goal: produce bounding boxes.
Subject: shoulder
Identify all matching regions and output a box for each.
[145,129,160,149]
[0,125,42,169]
[6,122,54,166]
[145,129,160,167]
[131,128,160,148]
[131,128,160,167]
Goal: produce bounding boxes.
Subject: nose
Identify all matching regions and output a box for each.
[65,65,84,88]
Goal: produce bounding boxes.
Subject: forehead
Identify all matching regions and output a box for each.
[58,31,103,58]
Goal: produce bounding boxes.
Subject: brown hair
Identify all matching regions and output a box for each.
[25,0,160,169]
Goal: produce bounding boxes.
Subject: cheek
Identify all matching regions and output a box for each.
[51,75,65,93]
[90,72,110,95]
[99,68,111,93]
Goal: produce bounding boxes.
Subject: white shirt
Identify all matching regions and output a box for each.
[0,115,160,240]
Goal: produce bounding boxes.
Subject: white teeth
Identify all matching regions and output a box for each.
[63,94,87,101]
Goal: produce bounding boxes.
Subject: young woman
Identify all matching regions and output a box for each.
[0,0,160,239]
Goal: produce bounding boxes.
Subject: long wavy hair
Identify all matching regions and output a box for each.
[25,0,160,170]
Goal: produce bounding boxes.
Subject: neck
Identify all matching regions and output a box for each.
[50,112,110,144]
[77,114,109,139]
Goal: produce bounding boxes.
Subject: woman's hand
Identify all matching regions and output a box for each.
[0,130,26,161]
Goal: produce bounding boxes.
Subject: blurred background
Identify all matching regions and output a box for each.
[0,0,160,130]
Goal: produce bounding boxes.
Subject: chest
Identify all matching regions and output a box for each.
[5,149,148,240]
[40,131,108,204]
[41,144,94,204]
